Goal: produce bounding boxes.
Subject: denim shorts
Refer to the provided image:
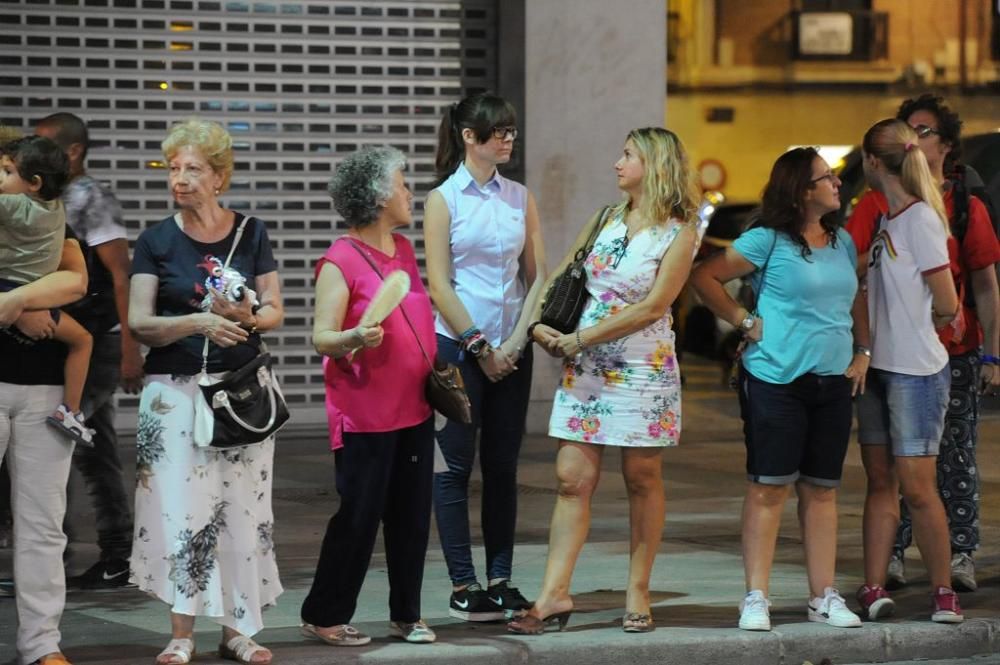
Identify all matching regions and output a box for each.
[856,365,950,456]
[738,367,853,487]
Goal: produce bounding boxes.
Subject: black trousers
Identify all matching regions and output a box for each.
[301,416,434,626]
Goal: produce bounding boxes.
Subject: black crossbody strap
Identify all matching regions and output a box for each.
[749,229,778,313]
[345,238,434,373]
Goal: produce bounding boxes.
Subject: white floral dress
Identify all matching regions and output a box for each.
[549,211,684,447]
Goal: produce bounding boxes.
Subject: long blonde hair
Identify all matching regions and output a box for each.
[611,127,698,228]
[863,118,948,230]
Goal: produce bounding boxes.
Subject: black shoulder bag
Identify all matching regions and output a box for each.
[539,205,612,333]
[729,229,778,390]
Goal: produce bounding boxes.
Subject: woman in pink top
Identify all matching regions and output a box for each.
[300,146,438,646]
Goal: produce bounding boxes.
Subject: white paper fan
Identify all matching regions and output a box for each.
[360,270,410,326]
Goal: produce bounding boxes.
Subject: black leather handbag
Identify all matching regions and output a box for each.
[539,206,611,334]
[199,351,290,448]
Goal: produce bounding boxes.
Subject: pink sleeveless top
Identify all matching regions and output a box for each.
[316,234,435,449]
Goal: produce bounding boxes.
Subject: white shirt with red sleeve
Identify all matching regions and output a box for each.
[867,200,951,375]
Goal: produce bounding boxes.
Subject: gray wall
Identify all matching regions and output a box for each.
[523,0,667,432]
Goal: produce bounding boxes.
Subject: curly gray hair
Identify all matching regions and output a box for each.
[328,146,407,228]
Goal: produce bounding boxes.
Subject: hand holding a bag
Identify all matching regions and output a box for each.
[198,312,249,348]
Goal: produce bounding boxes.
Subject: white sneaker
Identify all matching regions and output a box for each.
[950,553,977,592]
[886,555,906,590]
[808,587,862,628]
[738,590,771,631]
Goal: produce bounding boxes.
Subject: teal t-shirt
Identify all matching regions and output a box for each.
[732,227,858,384]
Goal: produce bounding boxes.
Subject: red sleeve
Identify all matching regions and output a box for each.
[845,190,887,256]
[960,197,1000,271]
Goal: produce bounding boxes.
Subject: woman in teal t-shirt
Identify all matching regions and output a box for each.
[691,147,870,632]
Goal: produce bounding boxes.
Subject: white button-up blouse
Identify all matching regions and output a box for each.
[433,163,528,346]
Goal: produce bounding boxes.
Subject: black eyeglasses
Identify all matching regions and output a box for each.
[490,126,518,141]
[810,173,838,184]
[912,124,940,139]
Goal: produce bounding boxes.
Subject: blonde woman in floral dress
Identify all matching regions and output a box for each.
[509,127,698,635]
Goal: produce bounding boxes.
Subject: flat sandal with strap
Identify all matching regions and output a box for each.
[155,638,195,665]
[220,634,271,665]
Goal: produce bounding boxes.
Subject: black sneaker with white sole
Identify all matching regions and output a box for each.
[487,580,532,617]
[448,583,505,621]
[67,558,136,591]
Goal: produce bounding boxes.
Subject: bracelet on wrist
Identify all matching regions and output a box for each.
[853,344,872,358]
[575,329,587,353]
[459,326,480,341]
[526,321,541,344]
[982,354,1000,366]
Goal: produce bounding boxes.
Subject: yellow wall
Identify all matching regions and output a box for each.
[666,91,1000,202]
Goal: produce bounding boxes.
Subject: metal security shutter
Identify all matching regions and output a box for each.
[0,0,497,430]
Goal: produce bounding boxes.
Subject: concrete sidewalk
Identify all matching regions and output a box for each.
[2,357,999,664]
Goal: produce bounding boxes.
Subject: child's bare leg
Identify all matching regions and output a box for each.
[52,312,92,413]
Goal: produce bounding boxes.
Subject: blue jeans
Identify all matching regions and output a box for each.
[433,335,533,586]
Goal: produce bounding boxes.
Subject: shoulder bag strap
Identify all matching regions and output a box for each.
[579,205,612,257]
[749,229,778,314]
[345,238,435,374]
[200,215,253,371]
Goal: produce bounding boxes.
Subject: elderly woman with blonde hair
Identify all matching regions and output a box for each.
[128,118,284,665]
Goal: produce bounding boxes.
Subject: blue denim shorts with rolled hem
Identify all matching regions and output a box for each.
[856,365,950,457]
[747,471,842,488]
[739,368,853,488]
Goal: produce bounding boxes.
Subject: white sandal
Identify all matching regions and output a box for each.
[220,634,272,665]
[156,638,195,665]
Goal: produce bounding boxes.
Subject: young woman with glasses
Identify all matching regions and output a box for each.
[424,92,547,622]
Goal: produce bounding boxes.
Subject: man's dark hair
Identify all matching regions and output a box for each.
[896,93,962,171]
[4,135,71,200]
[36,112,90,161]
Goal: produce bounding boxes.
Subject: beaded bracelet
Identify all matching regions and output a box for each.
[575,329,586,354]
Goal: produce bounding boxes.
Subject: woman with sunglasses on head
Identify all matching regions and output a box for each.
[508,128,699,635]
[691,148,867,632]
[849,118,963,624]
[424,92,546,622]
[847,95,1000,594]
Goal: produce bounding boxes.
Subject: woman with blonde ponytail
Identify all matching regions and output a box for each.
[853,118,963,624]
[508,128,699,635]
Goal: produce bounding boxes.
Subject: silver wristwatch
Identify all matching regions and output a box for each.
[739,314,755,332]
